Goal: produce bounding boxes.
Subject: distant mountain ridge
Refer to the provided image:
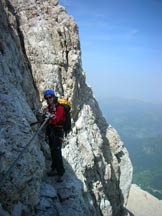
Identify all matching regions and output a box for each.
[98,97,162,199]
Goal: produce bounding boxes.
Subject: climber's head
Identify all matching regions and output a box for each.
[44,89,56,105]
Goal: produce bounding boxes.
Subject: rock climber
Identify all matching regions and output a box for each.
[43,89,66,182]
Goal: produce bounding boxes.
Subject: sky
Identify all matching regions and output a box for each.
[59,0,162,104]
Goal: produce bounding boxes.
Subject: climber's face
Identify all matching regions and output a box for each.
[45,94,54,105]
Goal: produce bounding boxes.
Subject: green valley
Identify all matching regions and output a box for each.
[99,97,162,199]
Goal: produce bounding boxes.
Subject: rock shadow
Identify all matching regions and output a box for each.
[35,155,93,216]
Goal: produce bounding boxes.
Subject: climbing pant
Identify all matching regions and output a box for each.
[46,124,65,176]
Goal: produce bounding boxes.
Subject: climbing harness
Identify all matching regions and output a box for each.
[0,113,52,186]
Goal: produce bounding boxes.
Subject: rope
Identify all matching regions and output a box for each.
[0,116,50,186]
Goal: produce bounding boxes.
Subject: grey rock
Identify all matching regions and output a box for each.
[0,204,10,216]
[12,202,28,216]
[40,183,57,198]
[36,197,53,210]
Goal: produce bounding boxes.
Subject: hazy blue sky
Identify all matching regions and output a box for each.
[59,0,162,104]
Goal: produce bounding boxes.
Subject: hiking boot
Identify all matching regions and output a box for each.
[47,170,58,176]
[56,175,64,183]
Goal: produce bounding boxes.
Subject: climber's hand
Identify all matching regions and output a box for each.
[44,112,56,119]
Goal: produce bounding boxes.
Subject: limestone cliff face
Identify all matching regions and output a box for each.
[0,0,133,215]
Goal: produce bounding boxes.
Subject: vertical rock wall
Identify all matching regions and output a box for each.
[0,0,45,214]
[0,0,133,215]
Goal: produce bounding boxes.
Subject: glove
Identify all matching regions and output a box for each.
[44,112,56,119]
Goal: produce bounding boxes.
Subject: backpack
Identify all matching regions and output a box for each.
[58,99,72,137]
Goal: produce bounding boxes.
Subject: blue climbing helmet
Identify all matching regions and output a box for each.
[44,89,55,98]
